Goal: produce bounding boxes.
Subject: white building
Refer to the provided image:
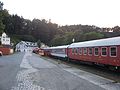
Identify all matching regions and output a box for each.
[0,32,10,45]
[16,41,38,52]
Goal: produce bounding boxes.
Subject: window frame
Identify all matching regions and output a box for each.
[101,47,107,56]
[79,48,82,55]
[94,47,99,56]
[77,48,79,55]
[110,46,117,57]
[83,48,87,55]
[88,47,92,56]
[75,48,78,55]
[72,48,74,54]
[2,39,5,41]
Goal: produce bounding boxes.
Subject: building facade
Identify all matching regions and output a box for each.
[0,32,10,45]
[0,33,13,55]
[16,41,38,52]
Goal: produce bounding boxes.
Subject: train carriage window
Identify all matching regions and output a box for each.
[72,48,74,54]
[94,48,99,56]
[75,48,78,54]
[101,47,107,56]
[83,48,87,55]
[79,48,82,55]
[77,48,79,54]
[61,49,65,54]
[110,47,117,57]
[88,48,92,55]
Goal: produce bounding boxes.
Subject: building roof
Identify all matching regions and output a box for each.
[47,45,69,49]
[16,41,38,47]
[2,32,6,36]
[69,36,120,48]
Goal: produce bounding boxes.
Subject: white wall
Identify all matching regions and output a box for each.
[1,33,10,45]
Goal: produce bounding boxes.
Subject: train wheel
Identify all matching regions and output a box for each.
[108,66,117,71]
[67,57,70,62]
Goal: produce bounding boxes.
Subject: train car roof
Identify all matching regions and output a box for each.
[49,45,69,49]
[69,36,120,48]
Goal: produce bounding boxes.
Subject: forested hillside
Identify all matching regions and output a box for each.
[0,1,120,47]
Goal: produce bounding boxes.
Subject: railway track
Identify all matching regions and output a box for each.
[41,56,120,83]
[68,61,120,83]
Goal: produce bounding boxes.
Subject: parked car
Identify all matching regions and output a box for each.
[0,51,3,56]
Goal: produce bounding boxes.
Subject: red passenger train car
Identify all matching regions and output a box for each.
[39,48,51,56]
[68,37,120,70]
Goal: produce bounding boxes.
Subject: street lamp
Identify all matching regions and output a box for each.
[72,38,75,43]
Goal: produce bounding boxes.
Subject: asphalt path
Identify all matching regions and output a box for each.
[0,52,25,90]
[0,52,120,90]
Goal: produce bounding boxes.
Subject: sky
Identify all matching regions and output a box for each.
[1,0,120,28]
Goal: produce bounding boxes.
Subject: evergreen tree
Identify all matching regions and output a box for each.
[0,1,5,34]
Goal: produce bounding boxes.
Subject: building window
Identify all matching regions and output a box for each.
[94,48,99,56]
[83,48,87,55]
[79,48,82,55]
[110,47,117,57]
[102,47,107,56]
[2,39,5,41]
[88,48,92,55]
